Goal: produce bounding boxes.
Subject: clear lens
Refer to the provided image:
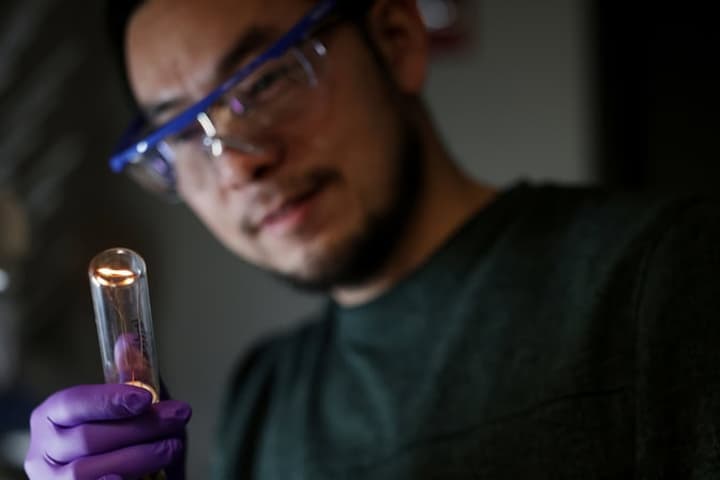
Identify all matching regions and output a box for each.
[125,144,176,195]
[218,40,326,138]
[126,120,208,196]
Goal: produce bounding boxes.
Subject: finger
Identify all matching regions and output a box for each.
[59,438,184,480]
[46,400,191,463]
[34,384,153,428]
[114,333,152,384]
[24,442,56,479]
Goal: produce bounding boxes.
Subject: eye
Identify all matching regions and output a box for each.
[244,64,293,103]
[173,123,206,144]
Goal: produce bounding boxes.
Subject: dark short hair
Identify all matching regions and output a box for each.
[105,0,375,84]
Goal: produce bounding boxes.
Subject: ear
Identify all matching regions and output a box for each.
[365,0,429,94]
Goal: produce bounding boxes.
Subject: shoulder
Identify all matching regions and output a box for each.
[480,184,720,317]
[511,183,689,235]
[634,195,720,326]
[628,197,720,476]
[503,183,716,261]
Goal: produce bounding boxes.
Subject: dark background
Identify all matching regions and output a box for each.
[591,2,719,191]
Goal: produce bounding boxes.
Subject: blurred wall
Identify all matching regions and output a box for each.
[426,1,589,185]
[0,0,150,473]
[0,0,143,395]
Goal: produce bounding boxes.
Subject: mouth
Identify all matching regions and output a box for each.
[256,183,326,236]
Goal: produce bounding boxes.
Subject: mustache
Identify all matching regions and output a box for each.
[241,167,340,233]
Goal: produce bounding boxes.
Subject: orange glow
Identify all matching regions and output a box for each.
[125,380,160,404]
[93,267,138,287]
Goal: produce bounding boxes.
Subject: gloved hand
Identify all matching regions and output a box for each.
[24,383,191,479]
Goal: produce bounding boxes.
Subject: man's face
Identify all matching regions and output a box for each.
[126,0,427,289]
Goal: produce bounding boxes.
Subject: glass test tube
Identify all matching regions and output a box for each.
[89,248,165,480]
[89,248,161,401]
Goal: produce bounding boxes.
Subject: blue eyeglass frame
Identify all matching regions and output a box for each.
[109,0,338,174]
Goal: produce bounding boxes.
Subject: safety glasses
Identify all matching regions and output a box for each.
[108,0,339,196]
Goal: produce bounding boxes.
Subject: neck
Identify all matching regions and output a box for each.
[332,117,497,307]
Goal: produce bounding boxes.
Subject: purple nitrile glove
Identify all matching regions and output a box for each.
[24,383,191,479]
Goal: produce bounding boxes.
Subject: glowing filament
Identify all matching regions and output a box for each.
[93,267,138,287]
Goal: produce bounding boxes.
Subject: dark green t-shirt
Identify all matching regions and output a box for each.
[212,184,720,479]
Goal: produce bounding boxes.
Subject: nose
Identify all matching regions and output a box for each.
[210,137,281,190]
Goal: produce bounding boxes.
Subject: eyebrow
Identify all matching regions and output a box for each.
[216,26,277,80]
[141,26,278,122]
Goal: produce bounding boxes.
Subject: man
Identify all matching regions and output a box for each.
[24,0,720,478]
